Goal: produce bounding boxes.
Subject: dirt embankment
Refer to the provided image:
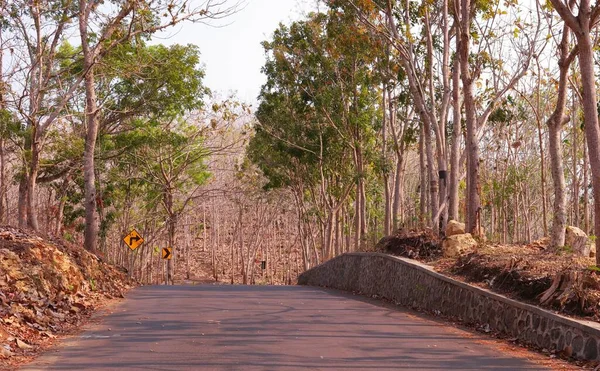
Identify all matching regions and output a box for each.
[375,229,600,321]
[0,226,134,368]
[375,229,441,261]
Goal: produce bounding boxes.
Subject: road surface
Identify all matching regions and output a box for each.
[24,285,548,370]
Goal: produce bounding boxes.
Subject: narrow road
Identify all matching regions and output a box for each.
[24,285,548,370]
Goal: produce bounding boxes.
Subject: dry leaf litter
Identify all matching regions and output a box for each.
[0,226,133,368]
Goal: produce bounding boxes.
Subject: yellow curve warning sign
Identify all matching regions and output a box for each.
[124,229,144,250]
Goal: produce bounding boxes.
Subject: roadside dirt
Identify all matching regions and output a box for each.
[446,243,600,320]
[375,230,600,321]
[375,228,442,261]
[0,226,134,369]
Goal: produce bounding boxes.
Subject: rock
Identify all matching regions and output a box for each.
[442,233,478,258]
[565,226,593,257]
[445,220,465,237]
[16,338,32,350]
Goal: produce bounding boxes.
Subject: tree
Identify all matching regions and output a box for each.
[6,0,79,230]
[77,0,237,251]
[130,118,210,284]
[545,20,577,249]
[251,10,386,262]
[548,0,600,264]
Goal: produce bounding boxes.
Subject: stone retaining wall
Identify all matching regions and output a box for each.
[298,252,600,361]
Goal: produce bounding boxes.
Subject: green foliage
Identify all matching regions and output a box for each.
[102,43,207,122]
[588,265,600,273]
[38,39,209,239]
[489,106,513,124]
[0,109,23,140]
[88,278,97,291]
[249,10,383,199]
[63,231,74,243]
[123,117,211,215]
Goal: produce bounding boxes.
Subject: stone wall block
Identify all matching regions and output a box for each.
[298,252,600,362]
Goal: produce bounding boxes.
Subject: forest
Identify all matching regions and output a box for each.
[0,0,599,287]
[249,0,600,274]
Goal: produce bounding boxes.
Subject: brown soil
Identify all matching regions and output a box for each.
[374,231,600,321]
[445,243,600,320]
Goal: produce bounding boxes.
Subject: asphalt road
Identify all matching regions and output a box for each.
[23,285,548,371]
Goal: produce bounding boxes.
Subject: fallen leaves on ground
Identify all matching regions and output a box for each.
[444,243,600,320]
[372,229,600,320]
[0,226,134,368]
[374,228,441,261]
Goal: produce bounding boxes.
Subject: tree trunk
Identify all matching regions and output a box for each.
[164,188,175,285]
[545,27,572,249]
[0,23,4,224]
[576,32,600,265]
[0,137,4,225]
[335,208,341,256]
[55,180,68,236]
[425,6,449,234]
[353,145,367,250]
[324,210,335,259]
[459,0,480,234]
[420,16,440,232]
[535,59,548,236]
[18,177,27,228]
[354,179,361,251]
[79,6,100,251]
[549,120,568,247]
[584,138,590,233]
[392,156,404,230]
[419,125,427,225]
[18,129,32,229]
[184,217,190,280]
[203,204,207,252]
[82,66,99,251]
[359,167,367,247]
[211,203,218,281]
[25,134,41,231]
[572,96,580,226]
[424,121,439,232]
[449,41,461,221]
[390,97,406,231]
[438,0,451,233]
[382,86,391,236]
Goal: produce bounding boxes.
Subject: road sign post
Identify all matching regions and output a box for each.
[123,229,144,250]
[162,247,173,260]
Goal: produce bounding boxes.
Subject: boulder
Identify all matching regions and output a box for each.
[442,233,478,258]
[565,226,593,257]
[445,220,466,237]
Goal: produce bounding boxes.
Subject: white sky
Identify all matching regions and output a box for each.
[152,0,318,107]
